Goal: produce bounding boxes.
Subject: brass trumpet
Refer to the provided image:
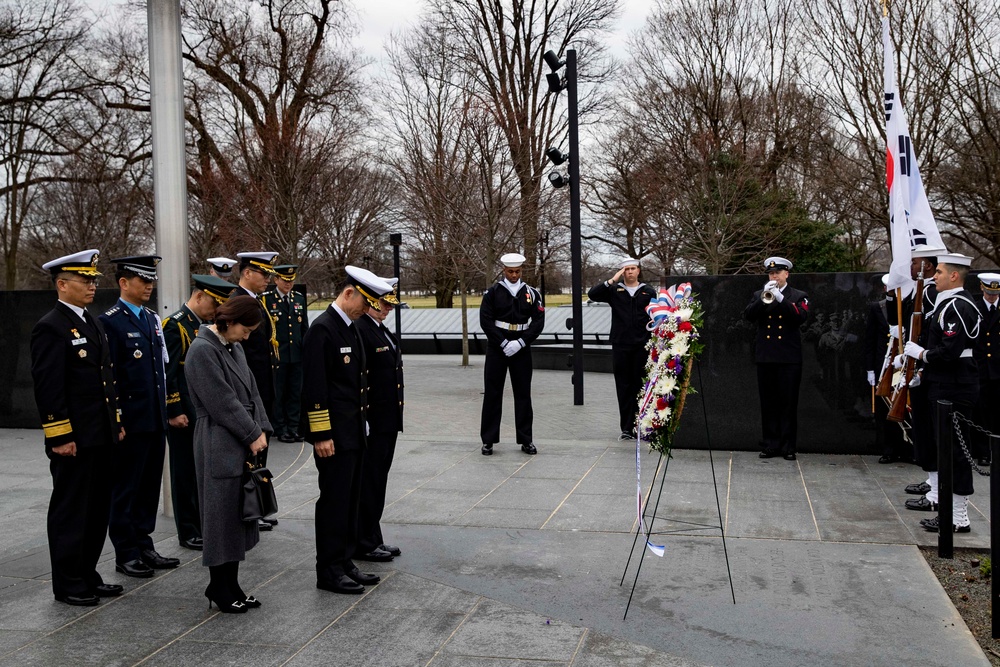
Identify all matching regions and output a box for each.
[761,289,775,304]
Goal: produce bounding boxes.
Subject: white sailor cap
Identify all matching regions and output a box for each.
[111,255,161,281]
[345,265,393,311]
[880,274,890,286]
[938,253,973,267]
[979,272,1000,292]
[237,251,279,275]
[619,257,640,269]
[911,246,946,259]
[207,257,237,276]
[43,249,102,277]
[763,256,792,272]
[500,253,526,268]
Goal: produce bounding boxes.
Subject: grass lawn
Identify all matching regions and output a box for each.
[310,293,578,309]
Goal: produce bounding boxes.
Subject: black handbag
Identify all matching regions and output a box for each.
[241,454,278,522]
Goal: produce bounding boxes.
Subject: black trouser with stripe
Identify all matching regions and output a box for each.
[481,342,533,446]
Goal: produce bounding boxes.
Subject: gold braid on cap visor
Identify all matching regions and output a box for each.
[354,284,382,311]
[249,260,277,274]
[61,266,103,277]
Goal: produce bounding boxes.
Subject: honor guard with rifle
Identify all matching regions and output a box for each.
[899,254,981,533]
[972,273,1000,467]
[864,274,911,463]
[744,257,810,460]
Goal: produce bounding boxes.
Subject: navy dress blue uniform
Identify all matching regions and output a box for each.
[262,277,309,441]
[972,276,1000,463]
[479,279,545,449]
[100,297,170,569]
[587,276,656,435]
[355,313,403,555]
[31,281,121,602]
[892,281,939,476]
[744,277,809,457]
[862,297,910,461]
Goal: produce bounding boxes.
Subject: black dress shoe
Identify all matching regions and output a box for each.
[278,433,296,443]
[115,559,154,578]
[55,593,99,606]
[481,443,493,456]
[877,455,894,464]
[346,567,380,586]
[380,544,401,557]
[140,550,180,569]
[180,537,204,551]
[356,548,394,562]
[783,453,797,461]
[921,516,971,533]
[904,496,938,511]
[759,451,778,459]
[905,482,931,495]
[263,517,278,525]
[93,584,123,597]
[520,443,537,455]
[257,519,273,531]
[289,431,304,442]
[317,575,365,594]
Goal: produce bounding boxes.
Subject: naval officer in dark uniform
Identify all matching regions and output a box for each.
[904,253,981,533]
[262,264,309,443]
[301,266,392,594]
[100,255,179,577]
[208,257,237,282]
[232,251,279,529]
[744,256,810,460]
[972,272,1000,467]
[480,252,545,456]
[31,250,125,606]
[355,277,404,563]
[162,275,236,550]
[587,257,657,440]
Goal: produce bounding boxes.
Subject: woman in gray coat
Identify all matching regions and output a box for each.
[185,295,271,613]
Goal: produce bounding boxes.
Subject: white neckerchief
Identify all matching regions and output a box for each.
[623,282,646,297]
[58,300,87,321]
[935,286,962,306]
[330,302,353,328]
[501,279,523,298]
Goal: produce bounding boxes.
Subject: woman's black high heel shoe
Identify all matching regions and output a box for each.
[243,595,261,609]
[204,584,248,614]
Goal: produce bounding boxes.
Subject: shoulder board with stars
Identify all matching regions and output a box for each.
[104,305,121,316]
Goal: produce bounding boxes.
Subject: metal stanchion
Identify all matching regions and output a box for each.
[936,400,953,559]
[991,433,999,639]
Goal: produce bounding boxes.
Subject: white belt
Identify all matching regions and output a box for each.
[496,320,528,331]
[961,349,973,358]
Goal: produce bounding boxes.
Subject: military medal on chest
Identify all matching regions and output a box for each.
[78,349,87,358]
[343,354,351,364]
[134,349,143,359]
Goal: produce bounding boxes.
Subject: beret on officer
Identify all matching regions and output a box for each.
[207,257,237,277]
[937,253,973,267]
[979,272,1000,293]
[763,256,792,272]
[193,274,237,305]
[345,265,393,311]
[43,249,102,277]
[274,264,298,282]
[500,253,526,268]
[237,251,279,275]
[111,255,161,281]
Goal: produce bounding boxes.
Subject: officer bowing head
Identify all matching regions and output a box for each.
[191,274,237,321]
[112,255,161,305]
[236,251,279,295]
[207,257,237,280]
[43,249,102,307]
[369,277,399,322]
[340,266,393,320]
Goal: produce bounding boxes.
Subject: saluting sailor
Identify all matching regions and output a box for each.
[162,274,236,551]
[301,266,393,595]
[743,256,810,460]
[262,264,309,443]
[30,250,124,606]
[100,255,179,577]
[479,252,545,456]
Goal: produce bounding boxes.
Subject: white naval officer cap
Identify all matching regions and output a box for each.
[619,257,640,269]
[937,253,973,267]
[43,249,102,277]
[207,257,237,277]
[763,256,792,272]
[500,253,526,268]
[979,272,1000,292]
[379,276,400,305]
[237,251,279,275]
[345,265,393,311]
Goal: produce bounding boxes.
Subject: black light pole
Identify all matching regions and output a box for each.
[544,48,584,405]
[389,233,402,342]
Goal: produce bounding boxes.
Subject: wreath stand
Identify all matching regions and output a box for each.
[619,359,736,619]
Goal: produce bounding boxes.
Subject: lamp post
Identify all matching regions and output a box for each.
[390,233,402,341]
[544,48,583,406]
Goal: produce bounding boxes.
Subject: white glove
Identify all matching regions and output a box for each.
[904,341,925,360]
[771,289,784,303]
[892,355,904,370]
[888,325,899,339]
[503,339,524,357]
[867,370,876,386]
[909,373,922,388]
[764,280,778,291]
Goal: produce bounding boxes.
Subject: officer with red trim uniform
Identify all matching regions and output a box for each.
[31,250,124,606]
[743,257,810,460]
[162,275,236,551]
[262,264,309,443]
[480,252,545,456]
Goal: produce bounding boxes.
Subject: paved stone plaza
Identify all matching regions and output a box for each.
[0,356,992,666]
